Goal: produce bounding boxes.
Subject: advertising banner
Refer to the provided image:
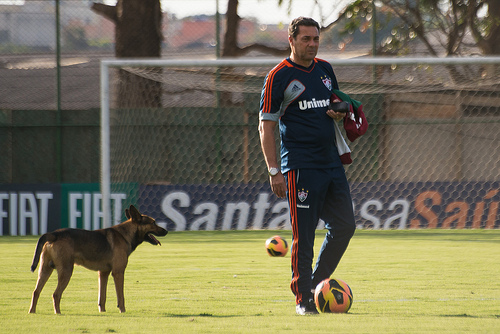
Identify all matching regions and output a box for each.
[140,181,500,231]
[0,184,60,235]
[0,183,135,235]
[1,181,498,235]
[350,181,499,230]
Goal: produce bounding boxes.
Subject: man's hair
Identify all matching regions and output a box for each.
[288,17,320,39]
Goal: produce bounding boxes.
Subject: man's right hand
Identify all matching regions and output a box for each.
[270,172,287,198]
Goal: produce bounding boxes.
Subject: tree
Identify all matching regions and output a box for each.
[92,0,163,108]
[468,0,500,55]
[331,0,500,56]
[221,0,347,57]
[221,0,289,57]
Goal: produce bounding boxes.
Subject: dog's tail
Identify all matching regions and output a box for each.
[30,233,56,272]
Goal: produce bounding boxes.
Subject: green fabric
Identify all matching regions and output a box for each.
[332,89,362,110]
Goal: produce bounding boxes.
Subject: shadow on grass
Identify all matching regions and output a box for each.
[439,313,478,318]
[161,312,248,318]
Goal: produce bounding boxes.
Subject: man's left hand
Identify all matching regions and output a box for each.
[326,99,346,121]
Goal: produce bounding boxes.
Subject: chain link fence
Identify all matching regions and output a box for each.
[99,58,500,229]
[0,0,296,184]
[103,58,500,183]
[1,1,499,231]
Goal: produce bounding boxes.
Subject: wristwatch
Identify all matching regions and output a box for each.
[268,167,280,176]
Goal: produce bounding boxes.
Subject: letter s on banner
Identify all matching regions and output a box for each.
[360,199,382,229]
[161,191,189,231]
[411,191,441,228]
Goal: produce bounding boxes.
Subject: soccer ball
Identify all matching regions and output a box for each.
[265,235,288,257]
[314,278,353,313]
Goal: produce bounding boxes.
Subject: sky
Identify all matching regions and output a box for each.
[0,0,350,25]
[161,0,351,25]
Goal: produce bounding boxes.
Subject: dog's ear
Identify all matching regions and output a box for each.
[128,205,142,222]
[125,209,130,219]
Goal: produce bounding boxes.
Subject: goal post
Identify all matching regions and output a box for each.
[100,61,111,228]
[100,57,500,230]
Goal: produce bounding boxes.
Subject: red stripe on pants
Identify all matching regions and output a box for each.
[287,170,302,304]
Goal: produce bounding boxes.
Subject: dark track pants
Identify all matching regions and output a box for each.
[285,168,356,304]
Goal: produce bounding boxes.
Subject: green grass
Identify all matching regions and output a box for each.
[1,230,499,333]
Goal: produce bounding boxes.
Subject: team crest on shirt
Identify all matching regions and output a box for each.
[321,75,332,91]
[298,188,309,202]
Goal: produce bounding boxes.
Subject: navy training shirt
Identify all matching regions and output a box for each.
[259,57,342,173]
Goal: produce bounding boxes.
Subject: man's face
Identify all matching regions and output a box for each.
[289,25,320,66]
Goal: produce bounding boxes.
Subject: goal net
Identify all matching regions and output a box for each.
[100,57,500,230]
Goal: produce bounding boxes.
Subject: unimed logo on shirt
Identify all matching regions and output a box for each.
[298,98,330,110]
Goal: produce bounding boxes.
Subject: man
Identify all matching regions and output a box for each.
[258,17,356,315]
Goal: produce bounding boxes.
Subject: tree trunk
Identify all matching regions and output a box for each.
[222,0,240,58]
[92,0,163,108]
[483,0,500,55]
[222,0,289,58]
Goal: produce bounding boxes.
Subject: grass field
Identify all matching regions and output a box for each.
[1,230,499,333]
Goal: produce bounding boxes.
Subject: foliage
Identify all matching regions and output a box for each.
[0,43,33,54]
[63,26,89,51]
[333,0,500,56]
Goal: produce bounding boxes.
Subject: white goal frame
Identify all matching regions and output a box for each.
[99,56,500,228]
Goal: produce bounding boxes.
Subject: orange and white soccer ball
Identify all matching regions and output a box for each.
[314,278,353,313]
[265,235,288,257]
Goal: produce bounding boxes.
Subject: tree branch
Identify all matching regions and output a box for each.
[91,3,118,23]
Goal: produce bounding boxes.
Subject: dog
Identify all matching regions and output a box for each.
[29,205,168,314]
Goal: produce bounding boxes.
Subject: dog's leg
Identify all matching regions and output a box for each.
[98,270,110,312]
[29,260,54,313]
[112,271,126,313]
[52,264,74,314]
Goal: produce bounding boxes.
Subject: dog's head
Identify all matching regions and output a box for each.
[126,205,168,246]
